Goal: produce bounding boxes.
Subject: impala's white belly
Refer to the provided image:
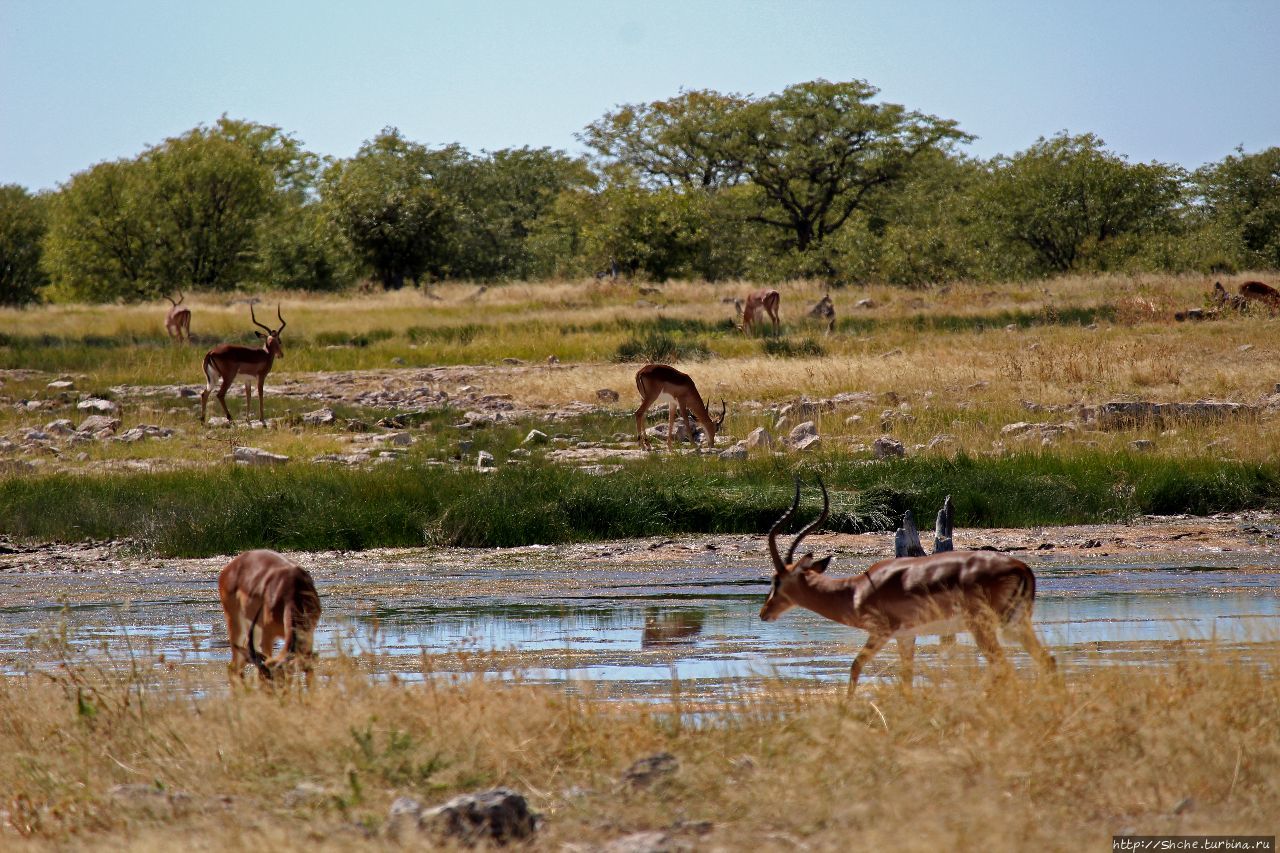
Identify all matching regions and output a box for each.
[656,392,678,406]
[890,617,966,639]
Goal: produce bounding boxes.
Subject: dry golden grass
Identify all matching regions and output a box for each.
[2,643,1277,850]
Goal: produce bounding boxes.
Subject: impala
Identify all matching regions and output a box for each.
[634,363,725,451]
[1215,280,1280,312]
[735,288,781,336]
[218,549,321,685]
[761,476,1056,695]
[200,304,286,424]
[164,290,192,343]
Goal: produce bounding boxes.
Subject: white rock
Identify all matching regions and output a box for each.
[719,442,748,460]
[47,380,75,390]
[793,435,822,453]
[745,427,772,451]
[77,398,117,413]
[787,421,817,444]
[522,429,549,445]
[232,446,289,465]
[301,407,336,426]
[374,431,414,447]
[476,450,496,468]
[45,419,76,435]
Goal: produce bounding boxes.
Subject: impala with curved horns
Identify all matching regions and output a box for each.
[200,304,286,424]
[761,476,1056,694]
[634,363,725,451]
[219,549,321,685]
[164,290,192,343]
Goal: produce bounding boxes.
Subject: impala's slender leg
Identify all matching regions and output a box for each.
[965,609,1011,680]
[257,376,267,424]
[223,602,246,684]
[848,633,889,695]
[216,373,236,421]
[1012,615,1057,674]
[243,382,253,421]
[635,396,653,450]
[897,635,916,691]
[666,402,677,451]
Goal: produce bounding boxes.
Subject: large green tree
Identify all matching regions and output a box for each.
[978,133,1185,274]
[0,185,49,306]
[322,129,454,289]
[1194,146,1280,270]
[721,80,971,253]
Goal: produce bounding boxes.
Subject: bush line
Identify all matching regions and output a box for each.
[1,453,1276,558]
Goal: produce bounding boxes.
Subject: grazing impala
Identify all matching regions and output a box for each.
[218,549,321,685]
[735,288,781,336]
[164,290,192,343]
[200,304,286,424]
[634,363,725,451]
[761,476,1056,695]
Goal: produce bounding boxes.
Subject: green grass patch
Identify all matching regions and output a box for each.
[2,452,1275,557]
[614,331,713,363]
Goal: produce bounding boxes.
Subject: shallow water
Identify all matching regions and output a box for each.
[2,545,1277,694]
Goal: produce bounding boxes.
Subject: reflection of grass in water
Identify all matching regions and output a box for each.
[3,625,1277,847]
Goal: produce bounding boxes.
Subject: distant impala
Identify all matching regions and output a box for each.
[200,305,286,424]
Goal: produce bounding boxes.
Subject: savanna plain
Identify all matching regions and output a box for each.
[2,273,1279,850]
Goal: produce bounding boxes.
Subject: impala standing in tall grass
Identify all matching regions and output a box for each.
[200,305,286,424]
[164,290,192,343]
[736,288,781,336]
[761,476,1056,694]
[218,549,321,685]
[634,364,726,451]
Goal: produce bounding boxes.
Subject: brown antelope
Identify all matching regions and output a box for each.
[218,549,321,685]
[164,291,192,343]
[761,476,1056,695]
[634,363,725,451]
[1214,280,1280,312]
[735,289,781,336]
[200,304,286,424]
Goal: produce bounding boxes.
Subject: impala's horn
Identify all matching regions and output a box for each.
[275,304,286,334]
[786,475,830,565]
[768,476,802,572]
[250,304,273,335]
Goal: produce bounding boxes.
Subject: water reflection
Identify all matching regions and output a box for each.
[641,608,705,647]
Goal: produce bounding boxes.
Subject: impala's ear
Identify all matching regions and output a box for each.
[255,330,267,339]
[791,553,815,571]
[807,556,832,574]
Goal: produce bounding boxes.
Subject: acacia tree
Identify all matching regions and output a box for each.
[322,129,454,289]
[1194,146,1280,270]
[979,133,1186,274]
[0,185,49,306]
[721,80,971,253]
[580,89,747,189]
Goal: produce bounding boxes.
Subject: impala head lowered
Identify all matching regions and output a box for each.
[760,475,831,622]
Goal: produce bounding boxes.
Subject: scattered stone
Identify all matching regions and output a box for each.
[373,431,414,447]
[501,357,524,365]
[872,436,905,459]
[177,386,199,398]
[46,380,75,390]
[844,414,863,426]
[45,418,75,435]
[793,434,822,453]
[301,407,336,426]
[745,426,772,451]
[855,298,875,309]
[116,425,176,443]
[23,429,51,442]
[476,450,496,469]
[599,831,690,853]
[787,421,817,445]
[77,398,117,413]
[620,753,679,789]
[1130,439,1155,452]
[231,446,289,465]
[523,429,549,445]
[390,357,406,365]
[546,355,560,365]
[596,388,620,403]
[926,434,957,451]
[387,789,538,845]
[77,415,121,437]
[508,448,530,458]
[718,442,748,460]
[345,419,370,432]
[579,464,624,475]
[283,782,334,808]
[1086,400,1252,430]
[880,348,904,358]
[1238,344,1254,353]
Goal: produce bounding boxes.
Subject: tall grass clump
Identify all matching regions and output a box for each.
[614,331,712,363]
[1,640,1276,847]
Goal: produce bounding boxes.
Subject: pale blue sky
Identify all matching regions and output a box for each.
[3,1,1278,190]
